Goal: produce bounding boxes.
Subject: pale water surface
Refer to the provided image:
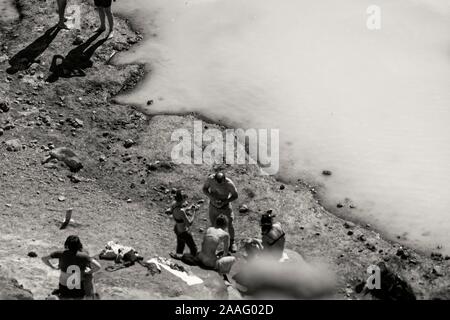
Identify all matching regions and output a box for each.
[114,0,450,254]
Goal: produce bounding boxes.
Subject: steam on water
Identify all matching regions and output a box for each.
[114,0,450,254]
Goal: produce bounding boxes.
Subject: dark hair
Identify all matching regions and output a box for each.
[64,235,83,253]
[215,214,228,229]
[260,210,275,226]
[214,172,225,183]
[175,189,184,202]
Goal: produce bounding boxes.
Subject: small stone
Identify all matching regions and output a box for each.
[27,252,38,258]
[5,204,12,208]
[99,155,106,162]
[73,35,84,45]
[279,184,285,190]
[347,230,354,236]
[358,234,366,242]
[322,170,332,176]
[344,222,356,229]
[68,175,81,183]
[0,101,10,113]
[147,100,154,106]
[337,203,344,208]
[197,199,205,204]
[432,266,443,277]
[5,139,22,152]
[199,228,204,233]
[126,198,132,203]
[73,118,84,128]
[239,205,249,213]
[0,129,3,136]
[58,196,66,202]
[124,139,135,148]
[431,252,444,261]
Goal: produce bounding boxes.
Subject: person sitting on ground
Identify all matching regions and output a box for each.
[202,172,239,253]
[94,0,116,39]
[239,211,285,261]
[168,190,198,260]
[42,235,101,299]
[197,215,236,284]
[260,210,286,260]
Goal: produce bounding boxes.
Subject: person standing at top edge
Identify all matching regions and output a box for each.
[94,0,116,39]
[56,0,69,29]
[202,172,239,253]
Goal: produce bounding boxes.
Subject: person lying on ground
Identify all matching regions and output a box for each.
[169,190,198,260]
[202,172,239,253]
[42,235,101,299]
[196,215,236,284]
[94,0,117,39]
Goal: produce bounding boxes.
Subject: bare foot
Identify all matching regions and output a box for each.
[169,253,183,260]
[58,22,71,30]
[106,30,114,40]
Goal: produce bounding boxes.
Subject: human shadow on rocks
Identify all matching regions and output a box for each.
[7,24,60,74]
[46,32,107,83]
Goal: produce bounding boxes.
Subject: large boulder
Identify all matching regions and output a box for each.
[47,147,83,172]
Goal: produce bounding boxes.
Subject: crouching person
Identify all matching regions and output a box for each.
[42,235,101,299]
[242,210,286,261]
[197,215,236,284]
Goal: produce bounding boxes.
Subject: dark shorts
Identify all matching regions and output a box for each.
[94,0,112,8]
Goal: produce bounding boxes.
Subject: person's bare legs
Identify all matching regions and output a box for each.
[96,7,106,32]
[57,0,69,29]
[105,7,114,39]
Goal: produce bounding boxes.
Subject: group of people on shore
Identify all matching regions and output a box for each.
[42,171,287,299]
[56,0,116,39]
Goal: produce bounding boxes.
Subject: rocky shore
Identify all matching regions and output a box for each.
[0,0,448,300]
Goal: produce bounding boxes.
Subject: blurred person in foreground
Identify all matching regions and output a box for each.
[42,235,101,299]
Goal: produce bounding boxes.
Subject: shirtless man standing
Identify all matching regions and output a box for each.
[197,215,236,284]
[202,172,238,252]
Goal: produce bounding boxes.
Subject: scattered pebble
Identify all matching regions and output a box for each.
[58,196,66,202]
[239,205,249,213]
[344,222,356,229]
[124,139,135,148]
[322,170,332,176]
[27,252,38,258]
